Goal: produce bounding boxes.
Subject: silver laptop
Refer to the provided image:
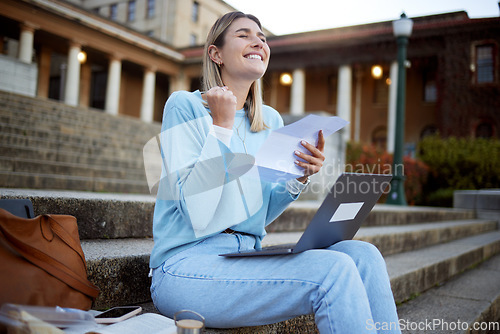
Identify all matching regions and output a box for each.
[220,173,392,257]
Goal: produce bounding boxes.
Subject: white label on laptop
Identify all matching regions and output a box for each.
[329,202,364,222]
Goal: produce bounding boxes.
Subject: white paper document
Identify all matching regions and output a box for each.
[255,114,349,182]
[64,313,177,334]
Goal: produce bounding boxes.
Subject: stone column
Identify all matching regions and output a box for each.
[290,68,305,116]
[269,72,279,108]
[141,67,156,123]
[37,46,52,98]
[105,56,122,116]
[18,23,35,63]
[387,61,398,153]
[169,70,190,95]
[64,42,81,106]
[79,62,92,107]
[337,65,352,143]
[353,67,363,142]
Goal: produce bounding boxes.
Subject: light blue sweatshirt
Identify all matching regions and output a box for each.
[149,90,302,268]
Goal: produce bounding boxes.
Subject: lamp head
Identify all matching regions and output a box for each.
[393,12,413,38]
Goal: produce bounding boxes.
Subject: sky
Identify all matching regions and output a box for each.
[223,0,499,35]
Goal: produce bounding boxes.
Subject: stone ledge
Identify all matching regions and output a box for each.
[0,188,155,239]
[454,189,500,211]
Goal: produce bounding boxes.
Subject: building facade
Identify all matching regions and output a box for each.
[66,0,236,48]
[1,0,499,155]
[262,11,500,153]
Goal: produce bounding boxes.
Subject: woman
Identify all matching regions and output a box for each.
[150,11,401,334]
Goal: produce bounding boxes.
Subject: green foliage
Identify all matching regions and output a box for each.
[418,135,500,190]
[346,137,500,207]
[424,188,455,208]
[417,135,500,207]
[345,143,429,205]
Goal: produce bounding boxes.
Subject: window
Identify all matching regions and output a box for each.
[110,4,118,20]
[423,70,437,102]
[147,0,155,18]
[189,34,197,46]
[192,1,199,22]
[474,43,496,84]
[371,126,387,151]
[128,0,136,22]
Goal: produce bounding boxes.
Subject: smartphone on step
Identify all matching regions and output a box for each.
[94,306,142,324]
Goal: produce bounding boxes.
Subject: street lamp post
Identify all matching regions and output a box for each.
[387,13,413,205]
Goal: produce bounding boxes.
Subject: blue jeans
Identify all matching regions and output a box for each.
[151,233,401,334]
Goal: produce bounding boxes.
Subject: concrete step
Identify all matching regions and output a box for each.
[397,253,500,334]
[83,238,153,310]
[0,144,144,170]
[0,189,478,240]
[0,188,155,238]
[0,130,148,159]
[264,219,499,256]
[0,91,161,138]
[0,91,160,193]
[386,231,500,303]
[204,315,318,333]
[0,172,150,194]
[270,201,476,232]
[0,157,146,181]
[0,113,158,145]
[0,117,156,158]
[81,230,500,311]
[0,113,155,147]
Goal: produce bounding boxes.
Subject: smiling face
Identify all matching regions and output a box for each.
[210,17,270,85]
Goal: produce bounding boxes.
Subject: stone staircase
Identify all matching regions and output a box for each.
[1,188,499,333]
[1,92,499,333]
[0,90,160,194]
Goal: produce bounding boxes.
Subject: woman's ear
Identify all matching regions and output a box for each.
[208,45,222,66]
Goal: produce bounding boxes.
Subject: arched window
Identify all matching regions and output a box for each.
[475,121,495,138]
[420,125,438,139]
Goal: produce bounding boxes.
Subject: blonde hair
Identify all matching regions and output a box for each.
[202,11,267,132]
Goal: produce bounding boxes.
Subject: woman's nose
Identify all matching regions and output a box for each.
[252,36,264,48]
